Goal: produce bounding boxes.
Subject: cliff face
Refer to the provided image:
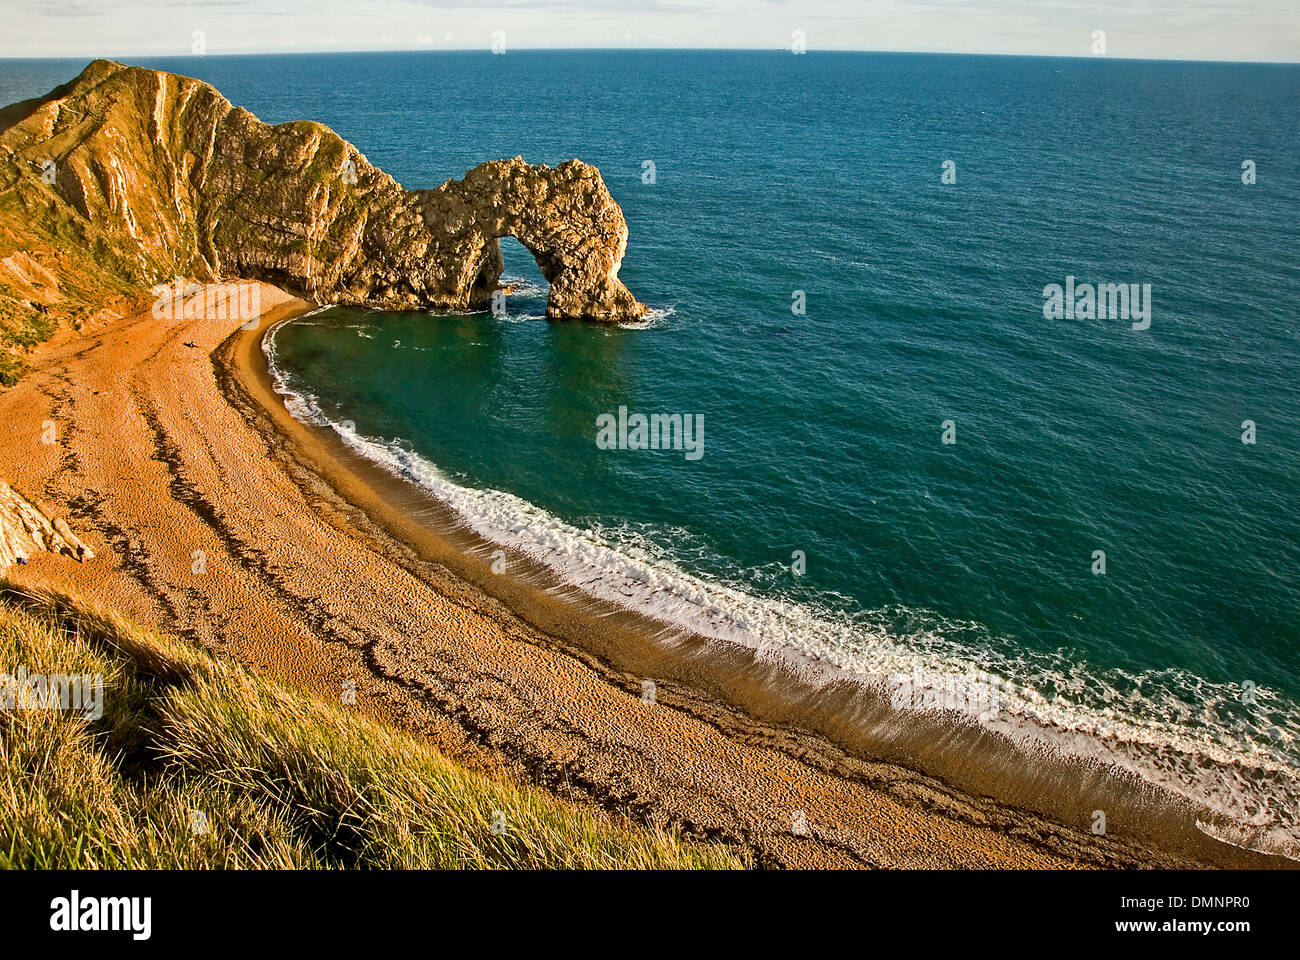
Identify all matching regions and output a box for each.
[0,59,646,331]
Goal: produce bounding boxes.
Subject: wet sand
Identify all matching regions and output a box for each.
[0,284,1261,868]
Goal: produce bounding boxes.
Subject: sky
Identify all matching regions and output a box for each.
[1,0,1297,63]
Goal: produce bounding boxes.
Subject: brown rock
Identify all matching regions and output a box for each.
[0,60,648,323]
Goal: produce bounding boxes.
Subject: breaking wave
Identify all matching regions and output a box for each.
[265,320,1300,859]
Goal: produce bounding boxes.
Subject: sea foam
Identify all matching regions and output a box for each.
[264,321,1300,859]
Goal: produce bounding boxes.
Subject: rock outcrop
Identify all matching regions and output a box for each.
[417,157,646,320]
[0,59,646,326]
[0,480,93,571]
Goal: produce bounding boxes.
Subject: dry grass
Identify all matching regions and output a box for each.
[0,583,747,869]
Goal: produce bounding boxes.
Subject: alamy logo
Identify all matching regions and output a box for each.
[1,667,104,720]
[595,406,704,460]
[150,277,261,329]
[50,890,151,940]
[891,669,1003,727]
[1043,276,1152,330]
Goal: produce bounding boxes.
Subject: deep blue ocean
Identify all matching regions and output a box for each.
[4,50,1298,854]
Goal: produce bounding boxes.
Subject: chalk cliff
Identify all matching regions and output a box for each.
[0,58,646,331]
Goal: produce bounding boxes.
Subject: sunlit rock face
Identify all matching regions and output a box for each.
[0,59,647,322]
[417,156,646,321]
[0,481,93,570]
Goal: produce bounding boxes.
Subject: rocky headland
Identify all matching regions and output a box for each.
[0,58,646,571]
[0,58,645,370]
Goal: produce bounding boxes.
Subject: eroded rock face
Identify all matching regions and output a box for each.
[0,480,93,571]
[0,59,647,322]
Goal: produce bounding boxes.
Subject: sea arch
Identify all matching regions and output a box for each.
[418,157,647,322]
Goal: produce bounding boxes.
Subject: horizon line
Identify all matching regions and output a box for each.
[1,47,1298,67]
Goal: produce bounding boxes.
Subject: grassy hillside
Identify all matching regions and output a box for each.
[0,584,746,869]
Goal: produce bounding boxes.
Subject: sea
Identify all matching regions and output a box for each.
[3,50,1298,858]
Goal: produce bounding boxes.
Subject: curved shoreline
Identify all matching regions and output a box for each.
[0,286,1280,868]
[255,309,1300,866]
[228,302,1281,869]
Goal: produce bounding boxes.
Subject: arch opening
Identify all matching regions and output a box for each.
[498,235,550,316]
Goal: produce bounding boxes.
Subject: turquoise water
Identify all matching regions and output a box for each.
[6,50,1299,853]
